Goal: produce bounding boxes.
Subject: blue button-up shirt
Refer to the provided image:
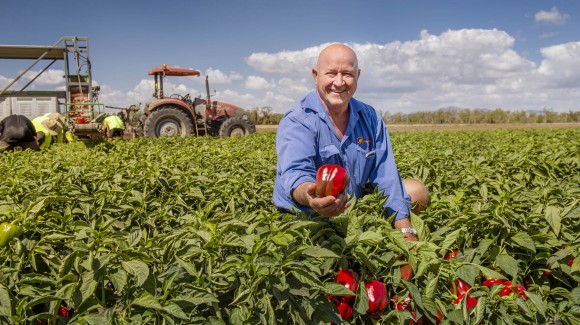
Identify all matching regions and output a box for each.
[273,91,411,220]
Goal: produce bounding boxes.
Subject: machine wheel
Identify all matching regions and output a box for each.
[143,107,193,137]
[218,116,256,137]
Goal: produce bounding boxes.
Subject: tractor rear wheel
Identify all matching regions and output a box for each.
[218,116,256,137]
[143,107,193,137]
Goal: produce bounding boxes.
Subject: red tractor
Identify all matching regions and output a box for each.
[140,65,255,137]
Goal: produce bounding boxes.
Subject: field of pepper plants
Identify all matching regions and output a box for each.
[0,127,579,325]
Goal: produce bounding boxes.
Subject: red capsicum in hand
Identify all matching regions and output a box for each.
[0,222,22,247]
[365,279,388,318]
[315,164,349,197]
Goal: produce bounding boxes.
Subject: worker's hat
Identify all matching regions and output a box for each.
[47,112,66,126]
[41,118,63,136]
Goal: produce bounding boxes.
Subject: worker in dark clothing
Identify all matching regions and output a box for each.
[0,115,40,152]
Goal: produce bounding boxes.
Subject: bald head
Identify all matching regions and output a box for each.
[312,44,361,113]
[316,44,359,71]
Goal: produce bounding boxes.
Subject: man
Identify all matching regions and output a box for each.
[102,114,125,140]
[32,114,64,148]
[273,43,429,241]
[0,115,40,152]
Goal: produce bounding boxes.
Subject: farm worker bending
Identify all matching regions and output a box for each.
[31,114,65,148]
[273,43,429,242]
[102,114,125,140]
[0,115,40,152]
[42,112,75,143]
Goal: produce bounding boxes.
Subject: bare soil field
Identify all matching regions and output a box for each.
[256,123,580,133]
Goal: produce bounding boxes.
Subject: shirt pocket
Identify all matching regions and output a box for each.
[353,146,376,187]
[319,144,341,162]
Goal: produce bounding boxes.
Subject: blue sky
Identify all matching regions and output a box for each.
[1,0,579,114]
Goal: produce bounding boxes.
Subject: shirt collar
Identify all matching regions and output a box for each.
[304,91,363,140]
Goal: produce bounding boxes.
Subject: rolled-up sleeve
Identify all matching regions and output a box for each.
[369,119,411,220]
[273,112,317,212]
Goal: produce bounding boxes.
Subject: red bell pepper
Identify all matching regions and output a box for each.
[482,278,504,288]
[455,278,470,298]
[453,294,478,311]
[59,305,74,317]
[400,264,413,281]
[365,280,388,318]
[329,296,353,321]
[499,281,527,299]
[315,164,349,197]
[445,249,458,261]
[391,294,412,311]
[336,269,359,304]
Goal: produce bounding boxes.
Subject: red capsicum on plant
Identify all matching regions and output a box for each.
[315,164,349,197]
[499,281,527,299]
[452,278,478,312]
[328,269,359,322]
[365,279,388,318]
[336,269,359,304]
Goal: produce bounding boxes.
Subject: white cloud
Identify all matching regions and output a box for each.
[535,7,570,25]
[3,29,580,115]
[245,76,273,90]
[203,68,243,84]
[538,42,580,88]
[245,44,327,77]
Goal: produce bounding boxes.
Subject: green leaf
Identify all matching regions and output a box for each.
[476,265,507,281]
[83,312,110,325]
[163,302,189,320]
[495,254,518,279]
[132,291,163,310]
[0,284,11,317]
[80,271,99,305]
[358,231,383,246]
[511,232,536,253]
[109,269,128,293]
[323,283,356,296]
[438,228,462,254]
[525,291,545,317]
[301,246,339,259]
[456,264,479,287]
[544,206,561,236]
[121,260,149,286]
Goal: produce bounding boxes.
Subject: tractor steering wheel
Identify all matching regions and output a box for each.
[169,94,182,100]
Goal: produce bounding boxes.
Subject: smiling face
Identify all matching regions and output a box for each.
[312,44,360,114]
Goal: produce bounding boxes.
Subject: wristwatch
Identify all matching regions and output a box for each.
[400,227,417,235]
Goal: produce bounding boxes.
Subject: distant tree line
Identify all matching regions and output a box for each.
[381,108,580,124]
[248,106,580,125]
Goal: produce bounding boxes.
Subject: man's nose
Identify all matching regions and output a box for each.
[333,73,345,86]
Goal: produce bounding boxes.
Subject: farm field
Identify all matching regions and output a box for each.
[255,122,580,133]
[0,128,579,324]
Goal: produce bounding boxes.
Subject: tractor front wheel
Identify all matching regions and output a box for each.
[143,107,193,137]
[218,116,256,137]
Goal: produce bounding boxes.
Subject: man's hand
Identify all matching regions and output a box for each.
[394,217,418,243]
[293,182,349,217]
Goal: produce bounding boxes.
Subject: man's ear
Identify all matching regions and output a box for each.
[312,68,318,81]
